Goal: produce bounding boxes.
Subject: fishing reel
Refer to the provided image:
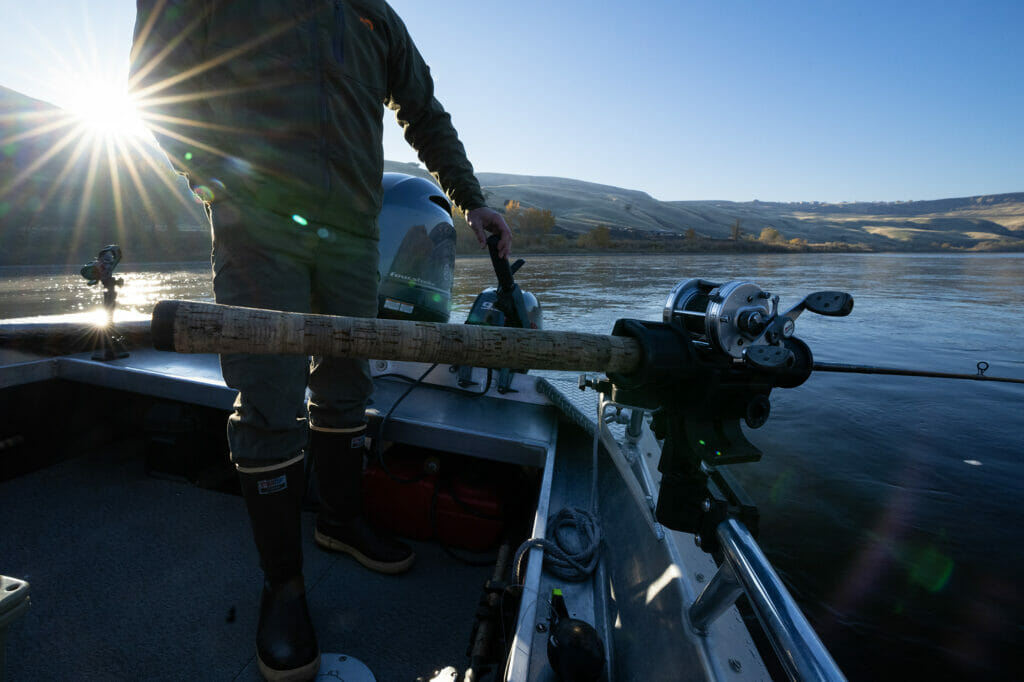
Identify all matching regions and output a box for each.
[80,244,129,360]
[80,244,123,290]
[664,278,852,366]
[606,278,853,550]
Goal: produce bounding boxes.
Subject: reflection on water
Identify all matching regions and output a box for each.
[0,262,215,322]
[2,252,1023,679]
[454,252,1024,377]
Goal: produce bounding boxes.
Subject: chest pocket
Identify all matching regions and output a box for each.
[328,2,388,99]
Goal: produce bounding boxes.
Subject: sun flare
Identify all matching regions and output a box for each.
[63,76,148,141]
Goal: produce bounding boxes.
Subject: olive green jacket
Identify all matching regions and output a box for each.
[130,0,486,230]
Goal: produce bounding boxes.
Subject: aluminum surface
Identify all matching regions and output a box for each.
[718,518,845,681]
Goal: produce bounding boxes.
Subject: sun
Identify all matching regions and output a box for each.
[63,75,149,141]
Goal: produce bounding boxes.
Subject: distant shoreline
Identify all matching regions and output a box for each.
[3,246,1022,271]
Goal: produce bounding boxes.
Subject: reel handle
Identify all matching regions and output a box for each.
[803,291,854,317]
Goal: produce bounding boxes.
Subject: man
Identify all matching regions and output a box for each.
[129,2,512,680]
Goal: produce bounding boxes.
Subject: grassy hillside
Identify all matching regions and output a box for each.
[396,161,1023,251]
[473,169,1024,251]
[669,195,1024,249]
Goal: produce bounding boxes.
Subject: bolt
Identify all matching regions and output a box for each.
[729,658,743,673]
[694,534,702,547]
[702,498,712,513]
[696,572,705,583]
[536,623,547,633]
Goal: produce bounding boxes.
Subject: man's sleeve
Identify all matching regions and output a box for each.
[384,9,487,213]
[129,0,220,185]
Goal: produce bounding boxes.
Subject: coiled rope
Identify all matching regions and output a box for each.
[513,414,604,583]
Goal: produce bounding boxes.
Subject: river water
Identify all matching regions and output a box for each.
[2,252,1022,680]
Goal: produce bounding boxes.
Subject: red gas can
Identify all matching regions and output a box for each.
[362,447,505,552]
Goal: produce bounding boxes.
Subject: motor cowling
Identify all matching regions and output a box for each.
[466,287,543,330]
[377,173,456,323]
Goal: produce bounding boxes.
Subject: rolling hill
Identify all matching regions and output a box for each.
[470,168,1024,249]
[2,84,1021,265]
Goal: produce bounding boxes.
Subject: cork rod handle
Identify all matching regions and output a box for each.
[151,300,643,374]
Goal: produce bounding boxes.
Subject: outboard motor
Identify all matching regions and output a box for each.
[377,173,457,323]
[461,234,543,392]
[466,235,542,331]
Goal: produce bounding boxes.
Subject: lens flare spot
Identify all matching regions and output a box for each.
[316,228,330,239]
[184,152,194,161]
[291,214,309,226]
[963,459,982,466]
[908,546,953,593]
[193,185,215,202]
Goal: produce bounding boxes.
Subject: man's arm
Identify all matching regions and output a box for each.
[384,9,512,257]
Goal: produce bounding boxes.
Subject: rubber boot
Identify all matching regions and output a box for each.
[237,455,320,681]
[310,426,415,574]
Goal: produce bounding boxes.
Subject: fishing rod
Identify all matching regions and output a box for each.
[813,361,1024,385]
[3,309,1022,385]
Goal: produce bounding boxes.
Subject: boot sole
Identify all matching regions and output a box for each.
[257,650,320,682]
[314,529,415,575]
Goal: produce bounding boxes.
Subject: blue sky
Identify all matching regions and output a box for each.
[1,0,1021,202]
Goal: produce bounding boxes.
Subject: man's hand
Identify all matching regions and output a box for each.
[466,207,512,259]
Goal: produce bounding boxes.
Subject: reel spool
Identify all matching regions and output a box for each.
[663,279,780,360]
[660,277,853,383]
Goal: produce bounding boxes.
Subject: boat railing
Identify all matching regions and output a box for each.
[691,517,845,681]
[541,377,846,681]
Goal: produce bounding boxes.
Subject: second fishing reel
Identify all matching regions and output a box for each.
[604,278,853,548]
[609,278,853,426]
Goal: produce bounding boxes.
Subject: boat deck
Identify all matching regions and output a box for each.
[1,347,775,681]
[1,442,495,680]
[0,350,557,681]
